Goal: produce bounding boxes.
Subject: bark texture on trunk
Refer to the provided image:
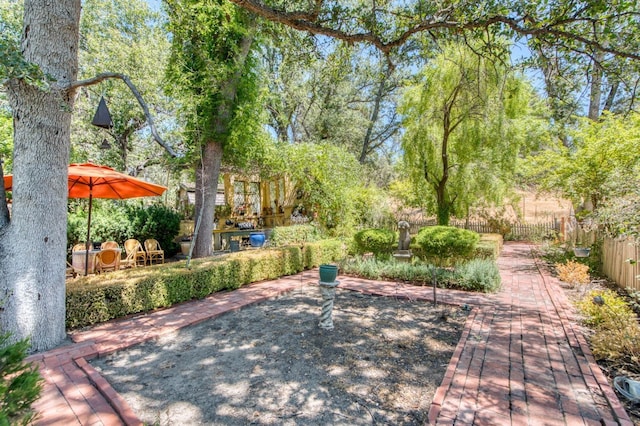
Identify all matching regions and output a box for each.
[191,20,256,258]
[0,0,80,351]
[193,142,223,257]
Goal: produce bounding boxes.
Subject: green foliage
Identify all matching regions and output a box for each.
[0,0,51,89]
[527,113,640,221]
[590,322,640,363]
[0,334,43,425]
[454,259,501,293]
[400,41,534,224]
[65,242,345,328]
[475,234,503,260]
[576,289,635,328]
[577,288,640,364]
[302,239,345,269]
[538,241,574,265]
[125,203,181,255]
[165,0,268,163]
[273,142,370,236]
[73,0,175,169]
[67,202,181,255]
[339,256,455,286]
[269,224,320,247]
[353,228,395,258]
[414,226,480,265]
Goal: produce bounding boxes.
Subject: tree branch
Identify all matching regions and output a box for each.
[66,73,179,157]
[229,0,640,61]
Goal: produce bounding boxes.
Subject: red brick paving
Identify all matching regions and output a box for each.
[26,243,631,425]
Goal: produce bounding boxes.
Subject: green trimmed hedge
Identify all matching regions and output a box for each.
[475,233,503,260]
[353,228,395,258]
[66,240,345,329]
[269,224,319,247]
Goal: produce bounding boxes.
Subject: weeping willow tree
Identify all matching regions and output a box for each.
[400,42,532,225]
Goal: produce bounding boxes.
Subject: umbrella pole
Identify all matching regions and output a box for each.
[84,192,93,276]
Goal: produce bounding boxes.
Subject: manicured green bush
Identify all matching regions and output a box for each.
[455,259,501,292]
[353,228,395,258]
[66,242,345,329]
[475,233,503,259]
[414,226,480,265]
[269,224,320,247]
[0,334,42,425]
[303,239,345,269]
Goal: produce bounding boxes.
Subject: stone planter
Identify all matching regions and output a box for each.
[180,241,191,255]
[573,247,591,258]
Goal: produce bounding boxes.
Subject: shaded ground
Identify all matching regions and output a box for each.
[91,285,467,425]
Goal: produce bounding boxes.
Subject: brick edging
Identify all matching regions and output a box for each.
[427,306,480,424]
[531,247,632,425]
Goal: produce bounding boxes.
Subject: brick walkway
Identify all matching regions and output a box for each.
[27,242,632,425]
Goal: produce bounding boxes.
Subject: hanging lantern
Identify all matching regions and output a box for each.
[91,96,113,129]
[100,139,111,149]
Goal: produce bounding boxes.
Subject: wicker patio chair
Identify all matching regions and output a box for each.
[95,248,120,273]
[123,239,146,267]
[144,239,165,265]
[100,241,119,250]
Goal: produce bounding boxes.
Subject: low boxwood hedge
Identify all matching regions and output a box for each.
[474,233,503,260]
[66,239,345,329]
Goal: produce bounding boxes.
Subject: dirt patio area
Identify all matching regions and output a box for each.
[90,285,467,425]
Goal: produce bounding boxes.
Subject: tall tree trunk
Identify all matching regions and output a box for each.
[435,189,451,226]
[191,20,256,258]
[1,0,80,351]
[193,141,223,257]
[588,53,604,121]
[359,65,390,163]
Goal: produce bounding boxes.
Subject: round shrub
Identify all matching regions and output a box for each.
[415,226,480,264]
[353,228,395,258]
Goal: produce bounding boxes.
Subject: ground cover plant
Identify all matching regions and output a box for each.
[91,286,468,425]
[339,256,501,293]
[539,242,640,421]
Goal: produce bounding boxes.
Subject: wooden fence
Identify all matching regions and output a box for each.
[565,222,640,292]
[390,219,560,241]
[601,238,640,292]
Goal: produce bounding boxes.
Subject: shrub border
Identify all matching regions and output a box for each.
[66,240,345,329]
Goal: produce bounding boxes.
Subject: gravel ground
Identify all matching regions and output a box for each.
[91,284,468,425]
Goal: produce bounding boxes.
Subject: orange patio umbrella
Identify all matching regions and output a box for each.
[3,162,167,275]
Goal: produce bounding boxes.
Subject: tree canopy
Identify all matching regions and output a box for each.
[400,41,533,224]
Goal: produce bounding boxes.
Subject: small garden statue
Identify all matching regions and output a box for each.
[398,221,411,250]
[393,221,412,263]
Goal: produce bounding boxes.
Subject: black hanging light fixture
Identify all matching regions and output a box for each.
[91,96,113,129]
[99,139,111,149]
